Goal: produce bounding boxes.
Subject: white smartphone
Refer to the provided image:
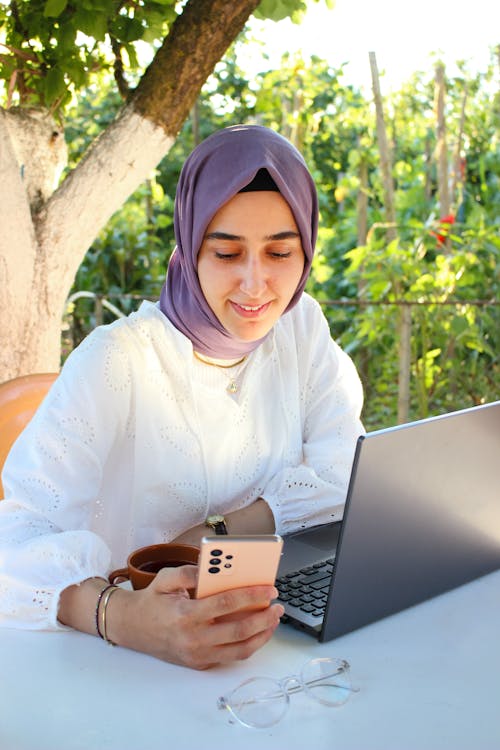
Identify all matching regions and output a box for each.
[195,534,283,599]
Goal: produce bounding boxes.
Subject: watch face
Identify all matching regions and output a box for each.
[206,515,228,534]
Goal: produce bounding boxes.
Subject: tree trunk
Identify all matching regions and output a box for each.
[0,108,65,377]
[0,0,260,382]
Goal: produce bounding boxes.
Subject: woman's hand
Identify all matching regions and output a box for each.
[59,496,281,669]
[107,564,283,669]
[59,566,284,670]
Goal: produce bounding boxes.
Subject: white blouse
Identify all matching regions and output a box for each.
[0,293,364,630]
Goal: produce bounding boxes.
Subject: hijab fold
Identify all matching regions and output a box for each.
[159,125,318,358]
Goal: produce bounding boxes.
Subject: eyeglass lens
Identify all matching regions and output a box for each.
[301,657,353,706]
[218,657,354,729]
[218,676,289,728]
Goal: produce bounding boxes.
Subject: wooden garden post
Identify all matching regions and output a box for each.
[369,51,411,424]
[435,64,450,220]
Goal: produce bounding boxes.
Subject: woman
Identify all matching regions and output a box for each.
[0,125,363,669]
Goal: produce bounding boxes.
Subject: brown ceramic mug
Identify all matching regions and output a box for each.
[109,543,199,590]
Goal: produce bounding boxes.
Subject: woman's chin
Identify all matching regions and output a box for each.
[229,325,273,343]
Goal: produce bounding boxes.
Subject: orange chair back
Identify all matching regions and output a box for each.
[0,373,58,499]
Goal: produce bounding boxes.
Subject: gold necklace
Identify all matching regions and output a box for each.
[193,351,248,394]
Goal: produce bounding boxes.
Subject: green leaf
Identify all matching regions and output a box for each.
[74,9,108,41]
[254,0,305,22]
[151,181,164,203]
[124,43,139,68]
[58,21,77,50]
[44,0,68,18]
[44,65,66,104]
[111,16,144,43]
[65,59,87,89]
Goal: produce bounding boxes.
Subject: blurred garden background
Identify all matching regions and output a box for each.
[2,0,499,429]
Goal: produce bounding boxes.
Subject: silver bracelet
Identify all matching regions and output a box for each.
[95,583,114,640]
[95,583,119,645]
[100,585,120,646]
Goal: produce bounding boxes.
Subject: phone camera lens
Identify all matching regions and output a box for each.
[225,554,233,560]
[209,558,221,565]
[210,549,222,557]
[208,567,220,574]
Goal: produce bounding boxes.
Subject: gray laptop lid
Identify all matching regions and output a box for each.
[322,400,500,641]
[279,401,500,641]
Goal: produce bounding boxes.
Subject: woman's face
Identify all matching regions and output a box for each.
[197,191,305,345]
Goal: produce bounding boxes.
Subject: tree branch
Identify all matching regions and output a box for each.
[110,36,130,100]
[38,0,260,290]
[131,0,261,133]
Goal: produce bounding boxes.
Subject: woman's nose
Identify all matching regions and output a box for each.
[239,257,267,296]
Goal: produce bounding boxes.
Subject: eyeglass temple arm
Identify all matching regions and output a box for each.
[288,679,360,695]
[218,678,359,711]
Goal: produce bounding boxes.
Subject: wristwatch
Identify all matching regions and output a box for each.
[205,514,228,535]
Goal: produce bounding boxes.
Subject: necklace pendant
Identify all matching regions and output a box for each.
[227,380,238,394]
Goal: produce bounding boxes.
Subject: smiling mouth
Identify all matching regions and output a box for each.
[231,301,271,316]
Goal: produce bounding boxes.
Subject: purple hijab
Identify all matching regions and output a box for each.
[159,124,318,358]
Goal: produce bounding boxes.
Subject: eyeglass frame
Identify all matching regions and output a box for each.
[217,656,358,729]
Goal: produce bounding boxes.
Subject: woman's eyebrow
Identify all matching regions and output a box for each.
[205,231,241,241]
[265,230,301,241]
[204,230,300,241]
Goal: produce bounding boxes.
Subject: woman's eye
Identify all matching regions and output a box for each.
[215,251,239,260]
[269,250,292,259]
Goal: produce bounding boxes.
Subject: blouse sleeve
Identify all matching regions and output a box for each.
[0,331,130,630]
[261,297,364,535]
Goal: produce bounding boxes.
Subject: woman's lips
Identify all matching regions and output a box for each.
[230,300,272,318]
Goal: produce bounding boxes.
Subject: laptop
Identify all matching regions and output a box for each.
[276,400,500,641]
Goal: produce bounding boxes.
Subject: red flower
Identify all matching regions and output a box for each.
[431,213,455,246]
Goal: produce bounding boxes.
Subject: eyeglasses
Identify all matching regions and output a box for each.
[217,657,358,729]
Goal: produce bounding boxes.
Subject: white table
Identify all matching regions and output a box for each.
[1,570,499,750]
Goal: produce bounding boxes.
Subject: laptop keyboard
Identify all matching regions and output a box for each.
[276,558,335,617]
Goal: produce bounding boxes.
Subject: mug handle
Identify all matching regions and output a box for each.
[108,567,130,584]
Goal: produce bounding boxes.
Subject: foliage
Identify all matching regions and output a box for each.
[55,31,500,429]
[0,0,333,111]
[254,0,333,22]
[0,0,179,111]
[343,224,499,428]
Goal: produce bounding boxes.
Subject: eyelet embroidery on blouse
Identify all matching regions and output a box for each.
[144,480,205,513]
[0,294,363,628]
[60,415,96,446]
[159,424,200,459]
[20,476,62,513]
[32,589,51,610]
[104,344,132,393]
[234,433,262,485]
[93,497,105,522]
